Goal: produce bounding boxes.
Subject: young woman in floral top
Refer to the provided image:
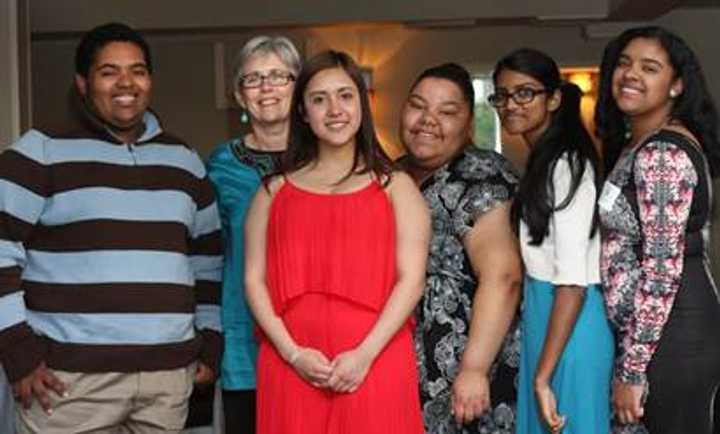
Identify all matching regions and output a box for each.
[400,63,522,434]
[596,26,720,433]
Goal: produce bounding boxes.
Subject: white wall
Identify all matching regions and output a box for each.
[29,8,720,163]
[656,8,720,105]
[30,22,609,166]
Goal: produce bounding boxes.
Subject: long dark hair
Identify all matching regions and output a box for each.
[493,48,601,245]
[595,26,720,176]
[277,50,393,183]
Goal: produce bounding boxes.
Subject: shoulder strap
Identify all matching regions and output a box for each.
[629,129,711,245]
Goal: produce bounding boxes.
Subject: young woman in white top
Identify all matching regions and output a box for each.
[490,48,614,434]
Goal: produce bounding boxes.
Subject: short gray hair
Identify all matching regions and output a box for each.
[232,35,302,91]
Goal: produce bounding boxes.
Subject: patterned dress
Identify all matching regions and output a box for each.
[599,130,720,434]
[412,147,520,434]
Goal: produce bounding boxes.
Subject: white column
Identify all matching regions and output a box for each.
[0,0,21,148]
[0,1,20,431]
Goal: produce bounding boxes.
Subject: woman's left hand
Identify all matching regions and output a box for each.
[451,368,490,425]
[534,380,565,433]
[327,347,373,393]
[613,380,644,425]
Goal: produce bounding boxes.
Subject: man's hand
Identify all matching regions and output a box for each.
[194,362,216,386]
[12,362,66,414]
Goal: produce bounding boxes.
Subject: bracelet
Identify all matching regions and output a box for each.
[288,347,303,365]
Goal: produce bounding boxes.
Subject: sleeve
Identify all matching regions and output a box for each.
[206,149,230,241]
[551,159,597,285]
[616,140,697,385]
[0,131,50,382]
[453,153,518,238]
[190,160,224,374]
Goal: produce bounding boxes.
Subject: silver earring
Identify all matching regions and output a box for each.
[669,89,678,98]
[240,111,249,123]
[624,117,632,140]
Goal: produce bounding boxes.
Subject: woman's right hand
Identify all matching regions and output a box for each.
[289,347,333,388]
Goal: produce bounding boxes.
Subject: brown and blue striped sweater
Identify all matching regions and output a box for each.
[0,112,223,382]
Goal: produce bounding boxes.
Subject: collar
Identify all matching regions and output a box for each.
[73,90,163,144]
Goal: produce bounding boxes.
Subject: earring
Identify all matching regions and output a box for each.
[240,110,249,123]
[623,117,632,140]
[669,89,678,98]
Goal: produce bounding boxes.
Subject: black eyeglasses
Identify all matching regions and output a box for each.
[239,69,295,89]
[487,87,548,108]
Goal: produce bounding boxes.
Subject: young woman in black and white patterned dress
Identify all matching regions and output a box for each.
[399,63,522,434]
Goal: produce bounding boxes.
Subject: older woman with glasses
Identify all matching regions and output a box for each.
[399,63,522,434]
[206,35,301,434]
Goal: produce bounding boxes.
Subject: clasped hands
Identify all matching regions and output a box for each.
[289,346,372,393]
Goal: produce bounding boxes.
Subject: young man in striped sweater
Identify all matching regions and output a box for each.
[0,22,223,433]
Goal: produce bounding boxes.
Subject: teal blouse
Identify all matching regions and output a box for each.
[207,139,280,390]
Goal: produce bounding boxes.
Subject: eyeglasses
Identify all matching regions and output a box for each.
[239,69,295,89]
[487,87,548,108]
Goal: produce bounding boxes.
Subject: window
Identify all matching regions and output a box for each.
[472,76,501,153]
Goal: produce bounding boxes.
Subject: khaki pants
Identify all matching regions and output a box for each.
[16,365,195,434]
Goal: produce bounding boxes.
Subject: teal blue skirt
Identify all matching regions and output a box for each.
[516,276,614,434]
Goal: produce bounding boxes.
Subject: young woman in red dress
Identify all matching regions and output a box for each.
[244,50,430,434]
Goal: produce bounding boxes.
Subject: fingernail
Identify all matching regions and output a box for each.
[62,391,69,398]
[45,408,53,415]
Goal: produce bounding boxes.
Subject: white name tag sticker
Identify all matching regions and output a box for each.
[598,182,621,211]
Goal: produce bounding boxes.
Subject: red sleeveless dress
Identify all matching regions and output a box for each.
[256,180,423,434]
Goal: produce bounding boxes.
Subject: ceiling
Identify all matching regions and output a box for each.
[28,0,711,35]
[682,0,720,7]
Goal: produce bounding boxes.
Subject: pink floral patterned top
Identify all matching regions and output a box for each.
[598,130,710,385]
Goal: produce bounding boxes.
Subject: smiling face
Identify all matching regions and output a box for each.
[302,67,362,149]
[611,37,681,121]
[494,68,560,145]
[235,51,295,127]
[75,41,152,143]
[400,77,472,169]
